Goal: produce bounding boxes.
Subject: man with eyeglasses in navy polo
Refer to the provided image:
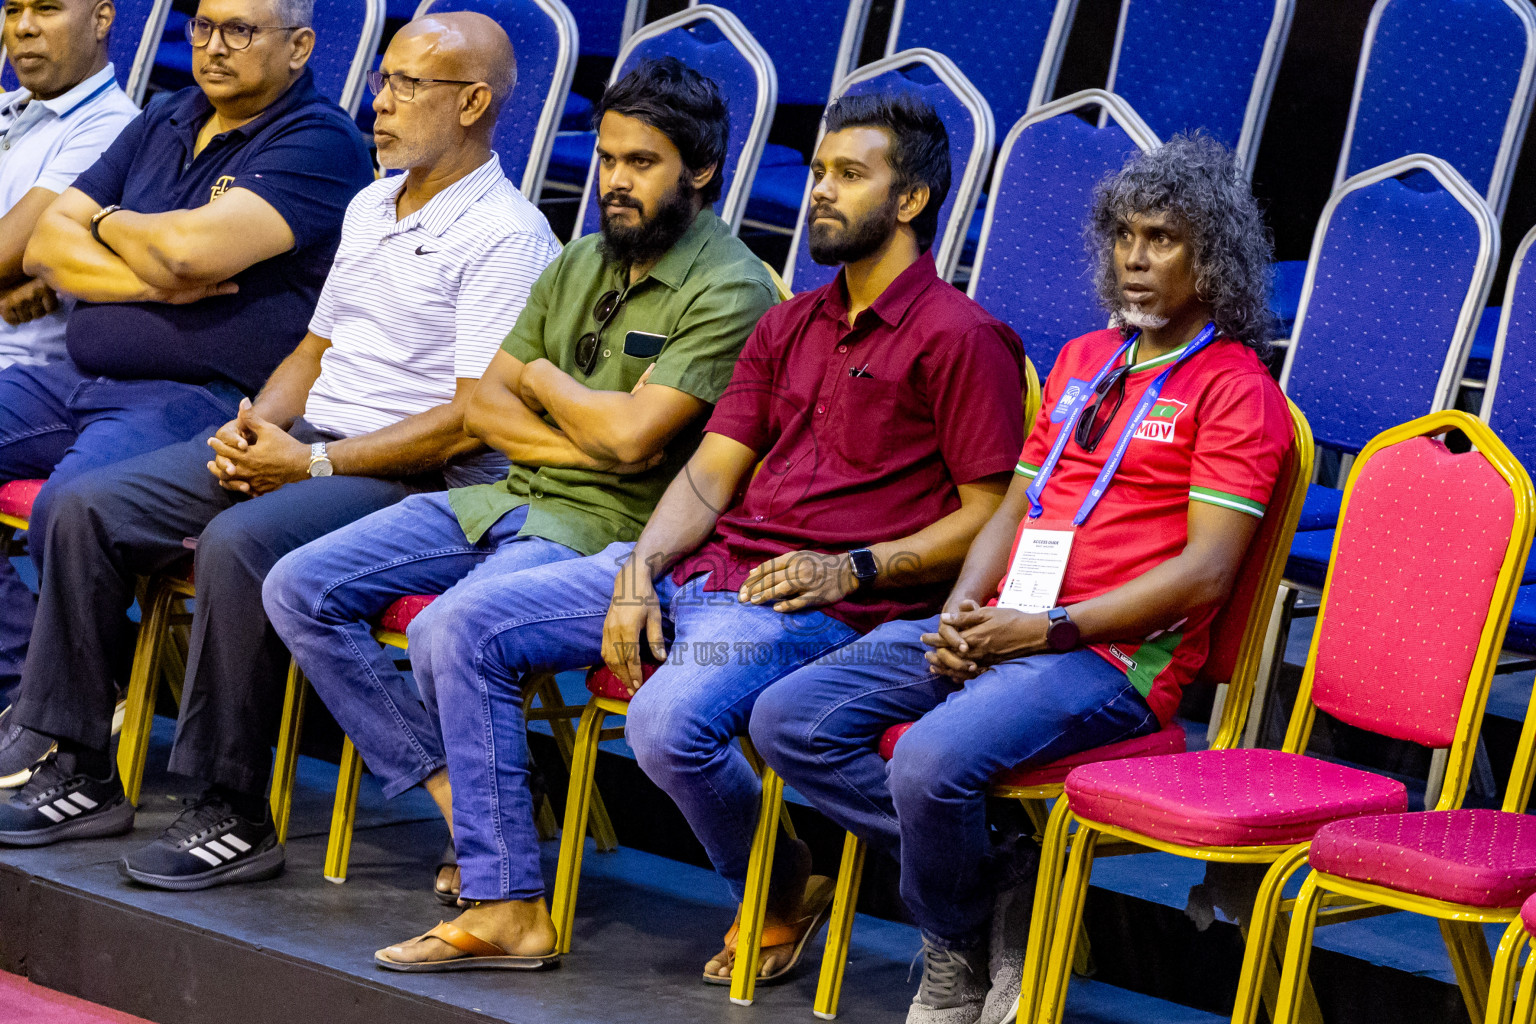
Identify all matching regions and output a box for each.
[0,0,370,782]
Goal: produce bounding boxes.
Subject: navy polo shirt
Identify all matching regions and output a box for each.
[66,69,372,394]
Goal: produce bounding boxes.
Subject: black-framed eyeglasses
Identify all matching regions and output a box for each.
[1073,365,1130,453]
[574,290,622,375]
[367,70,478,101]
[184,16,300,50]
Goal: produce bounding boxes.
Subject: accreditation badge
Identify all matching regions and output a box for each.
[996,519,1074,614]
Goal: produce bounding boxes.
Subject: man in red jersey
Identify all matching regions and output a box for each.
[753,133,1292,1024]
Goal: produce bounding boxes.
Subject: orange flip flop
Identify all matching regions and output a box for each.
[703,874,836,986]
[375,920,560,972]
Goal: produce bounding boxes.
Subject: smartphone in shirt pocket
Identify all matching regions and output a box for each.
[624,330,667,359]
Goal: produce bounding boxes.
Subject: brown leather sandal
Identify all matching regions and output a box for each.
[374,920,560,972]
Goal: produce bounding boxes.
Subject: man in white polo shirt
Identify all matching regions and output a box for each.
[0,14,562,890]
[0,0,136,368]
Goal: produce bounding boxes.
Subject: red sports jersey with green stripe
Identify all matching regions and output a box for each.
[1011,328,1291,723]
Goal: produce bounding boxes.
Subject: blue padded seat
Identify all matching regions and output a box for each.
[561,92,594,132]
[1269,259,1308,337]
[743,163,808,228]
[1284,529,1334,591]
[1297,484,1344,532]
[1467,305,1501,380]
[1505,586,1536,652]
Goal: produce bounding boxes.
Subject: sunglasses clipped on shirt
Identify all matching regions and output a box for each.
[574,290,622,375]
[1072,364,1131,454]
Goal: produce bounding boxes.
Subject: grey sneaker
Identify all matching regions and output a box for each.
[0,706,55,789]
[907,938,988,1024]
[977,878,1037,1024]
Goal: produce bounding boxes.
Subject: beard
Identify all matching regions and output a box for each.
[807,190,900,266]
[598,171,697,267]
[1115,304,1171,330]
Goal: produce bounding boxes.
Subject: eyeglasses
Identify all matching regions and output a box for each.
[574,290,622,375]
[367,70,477,101]
[1073,365,1130,453]
[184,16,300,50]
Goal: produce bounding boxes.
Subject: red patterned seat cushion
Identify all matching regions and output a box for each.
[585,663,657,701]
[378,594,438,634]
[1309,809,1536,908]
[1522,890,1536,934]
[876,720,1187,789]
[0,479,44,522]
[1064,748,1407,847]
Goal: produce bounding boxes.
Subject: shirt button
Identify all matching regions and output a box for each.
[754,515,764,522]
[602,349,611,358]
[837,345,847,353]
[816,404,825,415]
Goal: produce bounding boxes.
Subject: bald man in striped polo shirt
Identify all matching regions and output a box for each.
[0,14,563,891]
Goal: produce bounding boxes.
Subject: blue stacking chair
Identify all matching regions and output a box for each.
[1256,154,1498,744]
[1482,224,1536,661]
[3,0,171,101]
[968,90,1159,379]
[1105,0,1293,174]
[1274,0,1536,339]
[415,0,576,199]
[883,0,1073,135]
[717,0,876,234]
[569,6,775,239]
[782,48,994,293]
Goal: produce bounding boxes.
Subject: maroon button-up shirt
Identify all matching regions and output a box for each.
[672,253,1026,633]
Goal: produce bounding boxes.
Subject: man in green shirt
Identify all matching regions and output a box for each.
[264,58,776,913]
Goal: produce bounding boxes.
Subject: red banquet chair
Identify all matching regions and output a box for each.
[1036,409,1535,1024]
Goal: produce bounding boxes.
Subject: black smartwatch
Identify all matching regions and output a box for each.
[847,548,878,587]
[1045,606,1080,652]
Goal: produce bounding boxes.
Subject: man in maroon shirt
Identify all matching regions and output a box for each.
[386,93,1024,981]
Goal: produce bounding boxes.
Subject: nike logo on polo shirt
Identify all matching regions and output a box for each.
[415,245,437,255]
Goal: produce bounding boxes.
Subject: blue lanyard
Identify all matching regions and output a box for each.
[1026,322,1218,526]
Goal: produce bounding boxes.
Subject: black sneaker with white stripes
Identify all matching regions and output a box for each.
[0,754,134,845]
[119,790,283,891]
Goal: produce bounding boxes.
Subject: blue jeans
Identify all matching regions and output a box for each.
[751,615,1158,948]
[0,359,242,699]
[264,496,582,799]
[421,546,860,902]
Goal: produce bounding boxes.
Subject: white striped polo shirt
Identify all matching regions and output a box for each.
[303,155,561,456]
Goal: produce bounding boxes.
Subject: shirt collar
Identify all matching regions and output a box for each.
[168,67,320,140]
[634,208,722,291]
[32,63,118,118]
[816,251,940,328]
[379,155,506,236]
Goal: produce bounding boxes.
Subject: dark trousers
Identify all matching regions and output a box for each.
[0,359,244,701]
[10,427,435,795]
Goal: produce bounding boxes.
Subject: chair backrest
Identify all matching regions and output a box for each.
[1202,399,1313,749]
[1338,0,1536,219]
[310,0,386,116]
[572,6,775,237]
[0,0,172,101]
[968,90,1158,379]
[572,0,646,58]
[692,0,873,107]
[1104,0,1293,175]
[884,0,1074,135]
[415,0,576,197]
[1286,410,1533,811]
[1481,223,1536,478]
[1279,154,1497,455]
[783,49,994,293]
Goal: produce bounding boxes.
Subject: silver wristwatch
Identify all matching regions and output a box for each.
[307,441,333,478]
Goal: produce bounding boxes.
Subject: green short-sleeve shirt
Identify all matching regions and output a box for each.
[448,208,778,553]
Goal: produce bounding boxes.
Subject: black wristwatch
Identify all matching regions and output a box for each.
[1046,606,1080,652]
[90,203,122,252]
[847,548,878,587]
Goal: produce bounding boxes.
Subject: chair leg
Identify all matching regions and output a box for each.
[551,700,607,955]
[1232,843,1311,1024]
[532,673,617,852]
[1038,816,1100,1024]
[1443,918,1496,1024]
[117,582,173,806]
[269,660,308,844]
[813,831,866,1020]
[1271,871,1326,1024]
[1489,920,1531,1024]
[1267,910,1326,1024]
[731,766,785,1006]
[1019,798,1074,1023]
[323,738,364,883]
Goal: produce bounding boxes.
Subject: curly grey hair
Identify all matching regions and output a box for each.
[1087,132,1275,355]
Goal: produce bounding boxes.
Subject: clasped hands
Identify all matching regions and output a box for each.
[921,599,1050,682]
[206,397,310,496]
[599,549,859,696]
